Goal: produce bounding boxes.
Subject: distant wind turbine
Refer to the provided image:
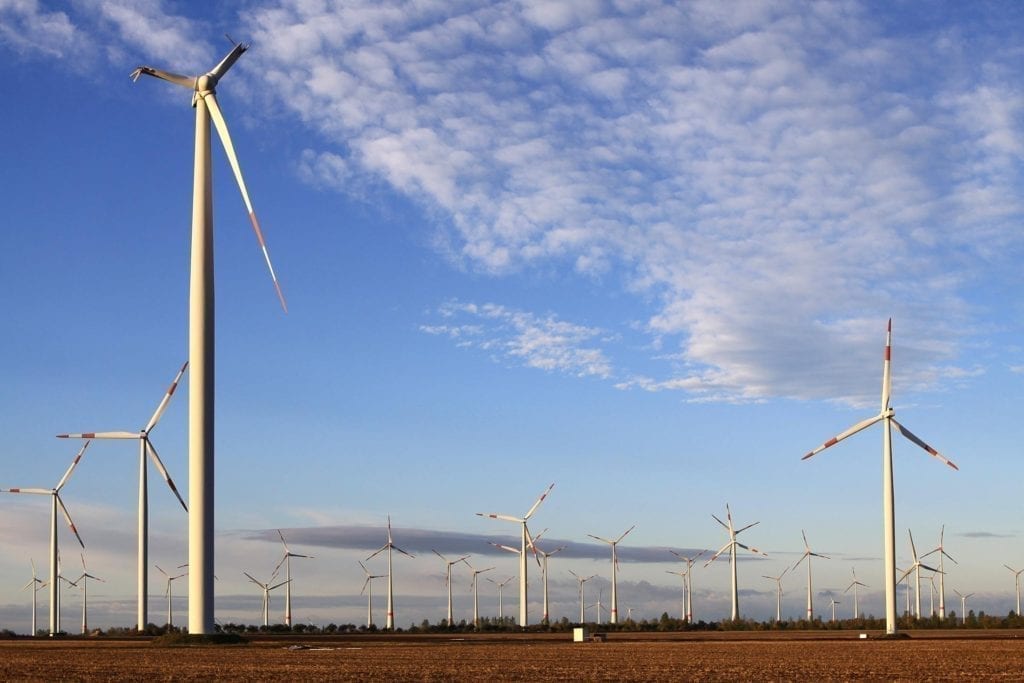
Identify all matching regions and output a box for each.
[921,525,956,621]
[705,504,766,621]
[829,596,841,622]
[73,554,104,635]
[569,570,596,624]
[844,568,869,619]
[467,563,494,629]
[58,362,188,632]
[156,564,187,628]
[475,483,553,627]
[366,515,414,630]
[953,589,974,625]
[669,550,705,623]
[530,532,566,624]
[793,530,830,621]
[244,571,289,627]
[587,525,634,624]
[3,441,89,635]
[357,561,385,629]
[274,530,313,628]
[666,569,688,621]
[1004,565,1023,615]
[762,567,789,623]
[23,560,46,636]
[131,38,288,635]
[432,550,469,626]
[897,529,939,619]
[488,576,515,622]
[801,319,959,636]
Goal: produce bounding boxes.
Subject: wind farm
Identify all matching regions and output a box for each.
[2,1,1023,678]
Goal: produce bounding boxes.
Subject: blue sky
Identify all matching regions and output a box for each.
[1,0,1023,632]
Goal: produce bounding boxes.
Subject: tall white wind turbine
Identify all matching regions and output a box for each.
[476,482,553,627]
[921,525,956,620]
[793,530,830,621]
[669,550,706,623]
[243,571,289,627]
[273,530,313,628]
[58,362,188,632]
[467,563,494,629]
[488,576,515,622]
[800,319,959,635]
[568,570,596,624]
[953,589,973,624]
[73,554,104,635]
[156,564,187,628]
[762,567,789,623]
[357,561,386,629]
[366,515,414,630]
[666,569,687,621]
[1004,565,1023,615]
[897,529,939,619]
[131,40,287,635]
[23,560,46,636]
[3,442,89,636]
[587,525,634,625]
[844,568,869,619]
[829,596,841,622]
[705,504,766,621]
[432,550,469,626]
[533,538,566,624]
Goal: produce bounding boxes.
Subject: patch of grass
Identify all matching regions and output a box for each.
[152,632,248,646]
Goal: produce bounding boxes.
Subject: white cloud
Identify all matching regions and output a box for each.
[0,0,85,58]
[423,301,613,379]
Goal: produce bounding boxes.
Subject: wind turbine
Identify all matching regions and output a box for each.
[705,504,766,621]
[844,568,868,619]
[3,441,89,635]
[488,576,515,623]
[23,560,46,636]
[73,554,104,635]
[667,569,687,621]
[475,483,553,627]
[532,537,566,624]
[156,564,187,628]
[669,550,706,623]
[131,39,288,635]
[366,515,414,630]
[801,319,959,636]
[829,595,841,622]
[432,550,469,626]
[762,566,789,622]
[793,530,830,621]
[568,570,596,624]
[467,563,494,629]
[898,529,939,619]
[273,530,313,628]
[921,525,956,620]
[58,362,188,632]
[244,571,289,627]
[356,561,386,629]
[953,589,973,625]
[589,587,607,624]
[587,525,634,624]
[1004,565,1023,615]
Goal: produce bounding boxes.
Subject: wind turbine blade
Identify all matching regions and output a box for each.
[144,361,188,433]
[810,552,831,560]
[882,318,892,411]
[392,544,414,559]
[523,482,555,520]
[735,541,767,556]
[477,513,524,524]
[704,542,732,566]
[802,530,810,550]
[432,549,446,562]
[288,552,313,559]
[3,488,51,495]
[616,525,636,543]
[524,526,542,567]
[908,529,919,560]
[920,563,941,574]
[129,65,194,88]
[55,440,90,492]
[588,534,613,544]
[793,551,809,570]
[891,418,959,470]
[56,495,84,548]
[57,431,138,440]
[145,442,188,511]
[734,521,760,535]
[802,413,884,460]
[711,514,729,530]
[272,554,288,577]
[243,572,264,587]
[203,91,288,313]
[206,42,248,81]
[491,543,519,554]
[897,567,913,583]
[365,545,387,562]
[277,529,291,552]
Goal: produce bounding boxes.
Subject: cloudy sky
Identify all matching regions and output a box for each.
[1,0,1022,632]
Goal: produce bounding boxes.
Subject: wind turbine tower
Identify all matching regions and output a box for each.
[587,525,634,624]
[131,40,288,635]
[432,550,469,626]
[793,530,830,621]
[357,562,385,629]
[23,560,45,636]
[569,570,596,624]
[274,530,313,627]
[844,568,868,619]
[366,515,414,630]
[1005,565,1023,615]
[800,319,959,636]
[705,504,766,621]
[467,563,494,629]
[921,525,956,620]
[762,567,789,623]
[475,483,553,627]
[669,549,705,623]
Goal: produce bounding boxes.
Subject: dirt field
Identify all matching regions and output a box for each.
[1,631,1022,681]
